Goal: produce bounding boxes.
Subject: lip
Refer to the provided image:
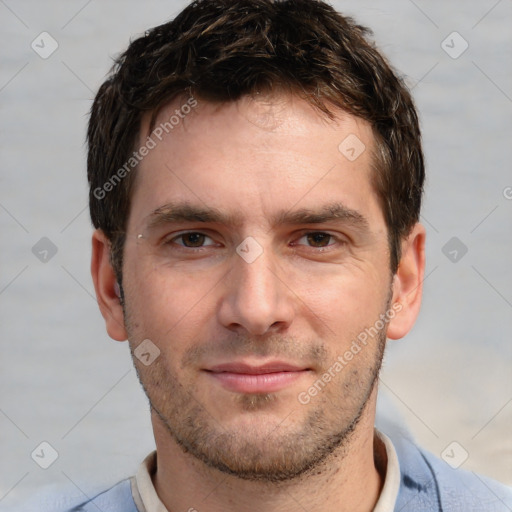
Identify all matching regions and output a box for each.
[204,361,311,394]
[208,361,308,374]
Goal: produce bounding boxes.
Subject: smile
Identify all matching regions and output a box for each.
[204,362,311,394]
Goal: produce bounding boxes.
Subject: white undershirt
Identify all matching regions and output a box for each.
[131,429,401,512]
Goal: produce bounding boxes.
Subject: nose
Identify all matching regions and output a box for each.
[217,243,296,336]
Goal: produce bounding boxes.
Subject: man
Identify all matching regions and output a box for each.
[70,0,511,510]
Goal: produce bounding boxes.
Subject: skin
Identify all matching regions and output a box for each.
[91,92,425,512]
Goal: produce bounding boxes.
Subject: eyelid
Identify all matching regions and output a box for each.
[162,230,347,250]
[293,231,346,248]
[164,231,217,248]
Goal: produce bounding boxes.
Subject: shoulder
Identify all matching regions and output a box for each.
[392,434,512,512]
[63,477,139,512]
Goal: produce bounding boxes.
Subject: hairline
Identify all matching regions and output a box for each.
[111,91,400,285]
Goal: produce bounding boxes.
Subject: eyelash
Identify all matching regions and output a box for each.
[164,231,345,252]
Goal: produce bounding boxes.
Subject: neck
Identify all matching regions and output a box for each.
[151,390,384,512]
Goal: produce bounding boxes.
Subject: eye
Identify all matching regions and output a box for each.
[163,231,343,252]
[166,232,216,248]
[294,232,341,249]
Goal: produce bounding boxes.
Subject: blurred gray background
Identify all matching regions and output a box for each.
[1,0,511,510]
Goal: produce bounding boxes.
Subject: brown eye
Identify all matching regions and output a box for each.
[180,233,206,247]
[304,232,333,247]
[167,232,215,248]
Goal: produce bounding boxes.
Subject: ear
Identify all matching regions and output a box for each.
[387,223,426,340]
[90,229,128,341]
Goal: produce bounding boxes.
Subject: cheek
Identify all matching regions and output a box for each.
[123,241,389,346]
[293,262,384,326]
[124,265,218,343]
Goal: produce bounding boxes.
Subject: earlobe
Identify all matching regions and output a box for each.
[387,223,426,340]
[90,229,128,341]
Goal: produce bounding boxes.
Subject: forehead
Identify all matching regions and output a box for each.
[131,92,383,231]
[142,91,374,153]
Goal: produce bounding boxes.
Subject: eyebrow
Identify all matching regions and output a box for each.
[145,200,370,232]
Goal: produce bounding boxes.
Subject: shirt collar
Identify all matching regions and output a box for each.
[373,429,401,511]
[133,428,401,512]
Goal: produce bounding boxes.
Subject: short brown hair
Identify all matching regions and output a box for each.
[87,0,424,283]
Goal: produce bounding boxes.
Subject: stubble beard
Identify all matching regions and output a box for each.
[124,299,389,483]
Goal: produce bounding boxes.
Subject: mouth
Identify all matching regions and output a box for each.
[204,361,312,394]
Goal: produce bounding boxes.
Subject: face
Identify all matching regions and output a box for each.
[120,93,396,482]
